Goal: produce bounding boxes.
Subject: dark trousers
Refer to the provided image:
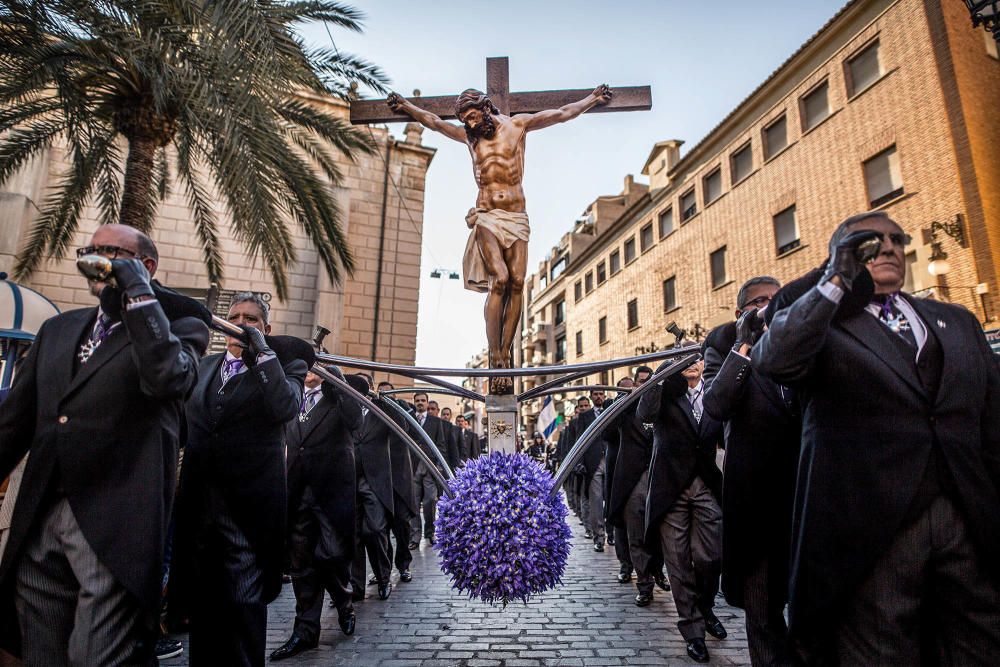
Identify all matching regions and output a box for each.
[583,458,606,544]
[14,497,156,667]
[189,488,267,667]
[614,525,633,574]
[288,486,352,644]
[409,462,438,541]
[744,555,792,666]
[387,499,414,572]
[351,476,392,592]
[829,495,1000,666]
[625,469,661,595]
[657,476,722,641]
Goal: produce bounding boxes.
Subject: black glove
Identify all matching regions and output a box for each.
[734,308,765,349]
[573,462,587,476]
[319,365,347,402]
[239,325,273,367]
[110,258,154,301]
[821,229,881,291]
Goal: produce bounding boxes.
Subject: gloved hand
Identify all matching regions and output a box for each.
[734,308,765,348]
[239,325,273,367]
[573,462,587,476]
[821,229,882,291]
[319,365,346,402]
[110,258,154,301]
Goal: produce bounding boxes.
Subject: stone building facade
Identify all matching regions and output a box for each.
[517,0,1000,432]
[0,95,435,386]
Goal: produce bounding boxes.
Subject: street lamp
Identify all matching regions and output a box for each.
[963,0,999,44]
[924,215,966,277]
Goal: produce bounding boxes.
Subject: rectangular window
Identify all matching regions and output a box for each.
[703,168,723,204]
[624,237,637,264]
[550,256,567,281]
[539,274,547,290]
[801,80,830,131]
[575,330,583,357]
[658,207,674,238]
[609,250,621,275]
[662,276,677,312]
[573,280,582,302]
[584,271,594,294]
[627,298,639,330]
[730,142,753,184]
[680,189,697,222]
[555,335,566,363]
[640,223,654,252]
[847,40,881,97]
[596,261,607,284]
[710,246,728,288]
[554,299,565,326]
[764,115,788,160]
[864,145,903,207]
[598,316,607,344]
[773,205,800,255]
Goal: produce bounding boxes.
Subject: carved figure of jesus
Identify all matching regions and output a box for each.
[388,85,612,392]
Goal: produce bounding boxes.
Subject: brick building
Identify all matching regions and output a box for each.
[517,0,1000,432]
[0,95,435,384]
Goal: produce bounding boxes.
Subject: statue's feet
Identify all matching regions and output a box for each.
[489,375,513,395]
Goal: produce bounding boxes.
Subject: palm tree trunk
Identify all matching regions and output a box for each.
[119,135,157,230]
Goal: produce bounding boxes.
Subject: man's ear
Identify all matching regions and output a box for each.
[264,323,272,335]
[143,258,157,276]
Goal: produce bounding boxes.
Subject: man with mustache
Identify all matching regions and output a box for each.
[753,212,1000,663]
[388,86,611,393]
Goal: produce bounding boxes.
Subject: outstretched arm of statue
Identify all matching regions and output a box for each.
[387,92,466,143]
[519,84,613,132]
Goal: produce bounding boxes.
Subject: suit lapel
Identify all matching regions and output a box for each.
[301,397,331,442]
[63,316,130,400]
[904,295,952,406]
[50,309,93,399]
[838,310,925,399]
[675,394,700,434]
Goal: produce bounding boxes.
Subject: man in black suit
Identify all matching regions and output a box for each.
[753,212,1000,664]
[176,293,306,667]
[348,374,396,602]
[639,359,727,663]
[561,400,588,521]
[608,368,670,604]
[576,391,610,552]
[603,378,634,580]
[430,401,462,470]
[702,276,799,666]
[270,366,363,661]
[456,415,479,461]
[408,392,452,548]
[440,406,462,465]
[0,225,207,665]
[376,382,418,583]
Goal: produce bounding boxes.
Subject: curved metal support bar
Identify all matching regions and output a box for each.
[548,352,700,498]
[379,395,456,485]
[379,387,480,403]
[518,368,595,402]
[522,385,632,403]
[411,374,486,403]
[316,346,700,379]
[308,367,454,496]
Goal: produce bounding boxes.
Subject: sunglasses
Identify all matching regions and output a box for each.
[872,232,912,247]
[75,245,145,260]
[738,295,772,310]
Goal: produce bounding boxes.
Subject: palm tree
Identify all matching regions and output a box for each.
[0,0,388,299]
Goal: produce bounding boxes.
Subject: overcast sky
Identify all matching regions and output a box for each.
[299,0,848,369]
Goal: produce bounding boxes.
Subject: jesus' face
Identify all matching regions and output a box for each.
[459,106,496,144]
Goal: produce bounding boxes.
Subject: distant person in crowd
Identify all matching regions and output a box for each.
[376,382,418,583]
[409,393,451,549]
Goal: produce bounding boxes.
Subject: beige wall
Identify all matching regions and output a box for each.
[0,97,435,387]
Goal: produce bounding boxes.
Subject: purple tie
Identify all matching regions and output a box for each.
[223,358,244,384]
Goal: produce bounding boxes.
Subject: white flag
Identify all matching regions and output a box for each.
[537,395,558,439]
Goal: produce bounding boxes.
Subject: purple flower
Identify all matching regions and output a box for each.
[434,451,571,606]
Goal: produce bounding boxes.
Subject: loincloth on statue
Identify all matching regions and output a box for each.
[462,208,531,293]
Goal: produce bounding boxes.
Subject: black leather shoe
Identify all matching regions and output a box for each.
[270,635,317,661]
[686,638,710,663]
[584,529,593,539]
[703,611,727,639]
[634,592,653,607]
[350,590,365,602]
[606,535,615,546]
[617,571,632,584]
[368,575,378,586]
[378,581,392,600]
[427,537,435,546]
[593,542,604,552]
[654,575,671,592]
[338,609,356,636]
[407,542,419,550]
[399,570,412,583]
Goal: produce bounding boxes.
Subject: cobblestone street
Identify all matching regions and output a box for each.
[164,522,750,666]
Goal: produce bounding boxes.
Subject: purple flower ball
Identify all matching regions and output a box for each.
[434,451,571,606]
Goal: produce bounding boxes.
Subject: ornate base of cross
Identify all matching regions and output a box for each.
[486,393,518,454]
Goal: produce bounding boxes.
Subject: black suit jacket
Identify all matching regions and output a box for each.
[412,413,459,473]
[638,373,723,543]
[703,322,800,608]
[177,352,306,605]
[352,397,399,515]
[574,407,610,481]
[607,404,655,527]
[0,304,207,638]
[457,428,478,462]
[285,386,362,542]
[752,287,1000,640]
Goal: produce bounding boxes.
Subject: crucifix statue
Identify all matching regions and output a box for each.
[351,58,651,394]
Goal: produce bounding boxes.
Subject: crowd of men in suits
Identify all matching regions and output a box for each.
[552,211,1000,665]
[0,211,998,667]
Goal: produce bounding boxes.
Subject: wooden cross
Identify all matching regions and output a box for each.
[350,56,651,124]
